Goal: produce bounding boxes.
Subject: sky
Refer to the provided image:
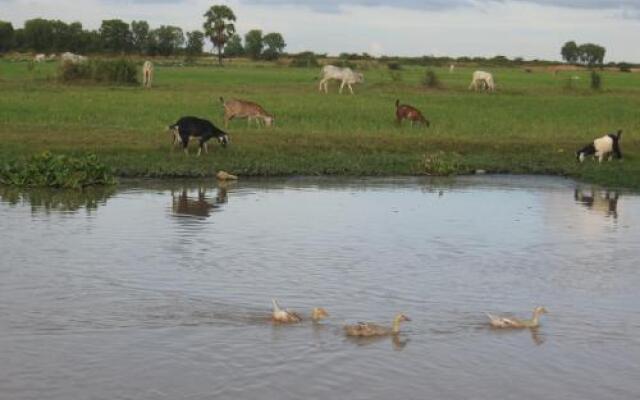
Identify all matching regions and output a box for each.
[1,0,639,62]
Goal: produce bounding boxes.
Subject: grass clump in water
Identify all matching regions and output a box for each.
[0,151,117,189]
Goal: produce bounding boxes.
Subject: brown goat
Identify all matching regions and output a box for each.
[395,99,430,127]
[220,97,274,128]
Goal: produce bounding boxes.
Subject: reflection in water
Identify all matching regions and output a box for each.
[0,185,115,213]
[171,183,231,218]
[574,188,619,218]
[345,334,410,351]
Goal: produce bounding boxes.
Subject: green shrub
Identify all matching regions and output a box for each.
[618,63,632,72]
[420,151,465,176]
[289,51,320,68]
[590,70,602,90]
[387,62,402,70]
[422,68,440,88]
[58,58,138,85]
[0,151,117,189]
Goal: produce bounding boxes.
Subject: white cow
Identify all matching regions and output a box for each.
[469,70,495,91]
[449,64,455,73]
[34,54,46,63]
[319,65,364,94]
[61,52,88,64]
[142,60,154,88]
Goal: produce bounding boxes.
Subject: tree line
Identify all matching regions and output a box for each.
[0,18,202,57]
[0,4,286,63]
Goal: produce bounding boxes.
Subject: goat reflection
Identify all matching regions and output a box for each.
[171,184,229,218]
[574,189,619,218]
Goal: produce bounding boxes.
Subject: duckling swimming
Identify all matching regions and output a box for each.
[311,307,329,322]
[487,306,548,329]
[344,313,411,337]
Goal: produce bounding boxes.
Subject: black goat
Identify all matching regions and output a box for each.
[168,116,229,156]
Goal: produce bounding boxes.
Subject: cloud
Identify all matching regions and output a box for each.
[241,0,640,13]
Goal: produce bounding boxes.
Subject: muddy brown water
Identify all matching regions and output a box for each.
[1,176,639,400]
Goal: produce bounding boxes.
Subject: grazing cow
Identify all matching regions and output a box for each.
[168,116,229,156]
[469,70,495,91]
[61,52,88,64]
[219,97,274,128]
[449,64,455,73]
[34,54,46,63]
[142,61,154,88]
[395,99,430,127]
[319,65,364,94]
[576,130,623,163]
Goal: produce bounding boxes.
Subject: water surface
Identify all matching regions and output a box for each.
[1,176,639,400]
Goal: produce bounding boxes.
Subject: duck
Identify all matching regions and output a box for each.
[344,313,411,337]
[311,307,329,322]
[487,306,548,329]
[271,299,302,323]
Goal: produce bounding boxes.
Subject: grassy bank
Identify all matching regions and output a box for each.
[1,59,639,188]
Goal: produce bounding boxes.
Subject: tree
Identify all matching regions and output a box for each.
[0,21,14,53]
[131,20,150,55]
[155,25,184,56]
[24,18,54,52]
[224,33,244,57]
[578,43,606,67]
[244,29,263,60]
[203,5,236,65]
[561,41,579,64]
[185,30,205,57]
[262,32,286,60]
[100,19,133,53]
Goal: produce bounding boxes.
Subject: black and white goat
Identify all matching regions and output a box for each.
[168,116,229,156]
[576,130,623,163]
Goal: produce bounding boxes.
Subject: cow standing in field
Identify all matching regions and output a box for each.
[142,61,154,88]
[319,65,364,94]
[34,54,46,63]
[469,70,495,91]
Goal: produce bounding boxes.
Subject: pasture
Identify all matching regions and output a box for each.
[1,59,639,188]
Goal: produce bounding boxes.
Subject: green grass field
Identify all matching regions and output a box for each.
[1,58,639,188]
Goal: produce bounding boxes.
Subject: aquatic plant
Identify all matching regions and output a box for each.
[0,151,117,189]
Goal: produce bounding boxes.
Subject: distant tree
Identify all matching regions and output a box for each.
[262,32,286,60]
[185,30,205,57]
[0,21,14,53]
[131,20,150,55]
[223,33,244,57]
[155,25,184,56]
[81,30,102,53]
[100,19,133,53]
[578,43,606,67]
[24,18,54,52]
[203,5,236,65]
[13,28,26,51]
[244,29,263,60]
[561,41,579,63]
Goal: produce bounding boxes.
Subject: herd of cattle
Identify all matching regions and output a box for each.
[33,54,625,163]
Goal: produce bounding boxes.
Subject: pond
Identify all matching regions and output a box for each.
[1,176,639,400]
